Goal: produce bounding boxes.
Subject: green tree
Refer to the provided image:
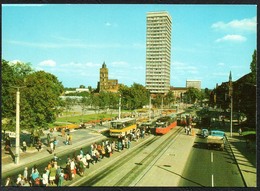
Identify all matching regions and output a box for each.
[2,60,64,131]
[78,94,90,122]
[64,97,75,116]
[184,87,202,104]
[79,85,85,88]
[164,90,175,108]
[152,94,164,108]
[119,83,150,110]
[250,49,256,84]
[22,71,64,129]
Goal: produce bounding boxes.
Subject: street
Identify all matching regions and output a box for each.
[178,134,245,187]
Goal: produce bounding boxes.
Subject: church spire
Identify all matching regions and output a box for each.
[102,61,106,68]
[229,71,232,82]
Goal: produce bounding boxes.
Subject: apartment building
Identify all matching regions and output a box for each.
[145,11,172,94]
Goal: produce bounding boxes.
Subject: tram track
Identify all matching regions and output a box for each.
[115,127,183,186]
[75,127,183,186]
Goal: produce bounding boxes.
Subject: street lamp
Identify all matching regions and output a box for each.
[11,86,26,164]
[118,94,121,119]
[230,95,233,137]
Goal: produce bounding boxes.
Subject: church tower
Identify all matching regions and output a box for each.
[99,62,108,92]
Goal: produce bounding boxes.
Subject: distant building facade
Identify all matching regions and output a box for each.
[64,88,89,95]
[97,62,119,93]
[145,11,172,94]
[170,86,188,100]
[186,80,201,90]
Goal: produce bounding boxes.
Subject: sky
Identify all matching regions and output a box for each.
[2,4,257,89]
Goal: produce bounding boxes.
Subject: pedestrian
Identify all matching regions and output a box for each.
[23,167,28,181]
[58,169,64,186]
[69,134,72,145]
[55,166,61,185]
[5,177,12,186]
[47,133,51,146]
[81,155,88,168]
[36,140,42,151]
[31,169,40,186]
[106,144,111,157]
[111,141,115,154]
[79,148,84,159]
[61,128,65,137]
[86,152,93,167]
[31,164,39,174]
[127,138,131,149]
[53,137,58,150]
[50,141,54,154]
[49,164,56,185]
[42,170,49,186]
[238,128,242,135]
[22,140,27,152]
[65,162,72,181]
[70,159,76,179]
[53,153,58,162]
[5,135,11,152]
[91,149,98,164]
[77,160,85,176]
[16,174,22,186]
[101,145,106,159]
[65,134,69,145]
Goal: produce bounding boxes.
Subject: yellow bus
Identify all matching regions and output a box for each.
[109,118,137,137]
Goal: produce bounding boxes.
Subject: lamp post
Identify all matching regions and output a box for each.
[149,95,151,121]
[230,95,233,137]
[118,94,121,119]
[12,86,25,164]
[228,71,233,137]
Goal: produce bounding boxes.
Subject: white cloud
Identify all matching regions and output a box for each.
[105,22,112,27]
[217,62,225,66]
[215,35,247,43]
[8,40,122,49]
[61,62,101,69]
[9,59,22,64]
[39,60,56,67]
[211,16,256,32]
[105,22,118,27]
[171,61,199,77]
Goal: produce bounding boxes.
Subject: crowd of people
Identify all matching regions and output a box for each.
[4,134,141,187]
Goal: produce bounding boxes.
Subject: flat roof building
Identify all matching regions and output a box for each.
[186,80,201,90]
[145,11,172,94]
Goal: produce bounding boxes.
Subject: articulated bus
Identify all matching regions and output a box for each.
[109,118,137,137]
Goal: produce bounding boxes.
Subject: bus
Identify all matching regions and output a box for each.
[109,118,137,137]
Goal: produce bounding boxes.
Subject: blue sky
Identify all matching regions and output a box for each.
[2,4,257,89]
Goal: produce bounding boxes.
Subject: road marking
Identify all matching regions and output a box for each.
[211,152,213,163]
[212,174,214,187]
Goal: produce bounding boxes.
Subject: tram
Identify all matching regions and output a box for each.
[140,119,157,134]
[155,114,177,135]
[109,118,137,137]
